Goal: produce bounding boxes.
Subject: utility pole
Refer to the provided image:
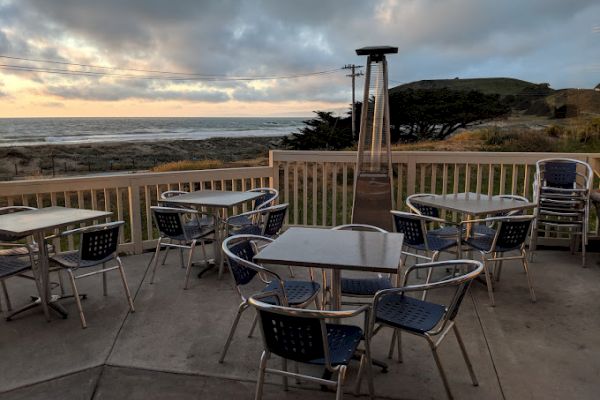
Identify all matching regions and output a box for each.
[342,64,363,139]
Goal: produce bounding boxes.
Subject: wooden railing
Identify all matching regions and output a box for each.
[271,150,600,234]
[1,150,599,254]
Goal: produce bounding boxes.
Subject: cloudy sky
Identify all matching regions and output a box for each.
[1,0,598,117]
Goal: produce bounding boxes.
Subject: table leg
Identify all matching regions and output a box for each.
[330,269,341,311]
[217,209,227,279]
[33,231,51,321]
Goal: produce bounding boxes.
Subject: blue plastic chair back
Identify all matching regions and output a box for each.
[226,240,259,286]
[153,209,185,239]
[80,224,120,262]
[263,206,287,237]
[545,162,577,189]
[496,219,532,251]
[414,203,440,218]
[392,214,425,246]
[258,309,325,363]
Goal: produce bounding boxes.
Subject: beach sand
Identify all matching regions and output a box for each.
[0,136,283,180]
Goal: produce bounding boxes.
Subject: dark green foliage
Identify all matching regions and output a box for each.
[388,88,510,142]
[282,111,354,150]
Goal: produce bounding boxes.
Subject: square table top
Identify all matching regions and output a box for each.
[164,190,263,208]
[411,192,535,215]
[0,206,111,237]
[254,227,404,274]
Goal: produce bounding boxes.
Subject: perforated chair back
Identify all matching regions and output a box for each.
[222,234,280,291]
[262,204,288,237]
[250,188,279,211]
[79,222,123,263]
[406,194,440,218]
[391,211,426,247]
[493,216,533,251]
[258,307,326,364]
[151,206,189,241]
[543,161,577,189]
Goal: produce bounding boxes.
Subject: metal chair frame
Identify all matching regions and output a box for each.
[530,158,593,266]
[219,234,321,364]
[225,203,288,237]
[460,215,536,306]
[249,294,374,400]
[150,206,215,289]
[49,221,135,328]
[369,259,483,400]
[226,188,279,229]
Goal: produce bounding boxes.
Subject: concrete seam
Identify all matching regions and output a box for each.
[470,292,507,400]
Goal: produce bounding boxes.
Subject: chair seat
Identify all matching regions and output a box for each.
[376,293,446,334]
[428,225,460,238]
[262,280,321,306]
[463,236,519,253]
[309,324,363,366]
[227,215,254,227]
[471,224,496,237]
[229,224,262,236]
[50,251,112,269]
[0,257,31,278]
[341,277,393,296]
[0,243,54,257]
[410,234,456,252]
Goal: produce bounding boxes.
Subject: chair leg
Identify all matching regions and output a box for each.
[335,365,347,400]
[387,328,403,363]
[161,245,170,265]
[364,338,376,400]
[1,280,12,311]
[288,265,295,278]
[521,254,536,303]
[102,262,108,296]
[150,238,163,284]
[248,312,258,338]
[179,245,185,269]
[581,231,587,267]
[282,358,289,391]
[183,241,196,290]
[56,269,66,296]
[494,259,503,282]
[219,302,248,363]
[116,257,135,313]
[482,259,495,307]
[67,269,87,329]
[429,340,454,400]
[254,351,268,400]
[453,324,478,386]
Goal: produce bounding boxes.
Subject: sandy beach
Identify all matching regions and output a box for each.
[0,136,283,181]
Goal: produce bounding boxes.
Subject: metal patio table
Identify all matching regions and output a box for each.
[164,190,263,278]
[410,192,535,217]
[254,227,404,311]
[0,206,111,320]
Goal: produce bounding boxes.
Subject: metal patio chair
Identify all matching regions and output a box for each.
[153,190,214,268]
[468,194,530,238]
[319,224,397,308]
[150,206,215,289]
[48,221,135,329]
[530,158,593,266]
[226,187,279,230]
[461,215,536,306]
[406,194,461,238]
[219,234,321,364]
[249,294,374,400]
[0,206,67,319]
[370,259,483,400]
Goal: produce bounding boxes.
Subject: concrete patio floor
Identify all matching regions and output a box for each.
[0,247,599,400]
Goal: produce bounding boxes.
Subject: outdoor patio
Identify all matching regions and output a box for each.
[1,246,599,400]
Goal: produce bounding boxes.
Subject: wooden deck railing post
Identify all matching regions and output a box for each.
[128,182,144,255]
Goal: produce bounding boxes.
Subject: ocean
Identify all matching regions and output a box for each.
[0,117,305,147]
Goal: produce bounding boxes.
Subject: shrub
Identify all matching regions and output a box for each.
[151,159,223,172]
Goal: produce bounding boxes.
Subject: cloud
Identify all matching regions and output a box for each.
[0,0,599,110]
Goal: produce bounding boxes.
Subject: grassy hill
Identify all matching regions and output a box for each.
[545,89,600,114]
[389,77,551,96]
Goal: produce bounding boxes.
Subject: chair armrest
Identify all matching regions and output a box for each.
[225,208,264,223]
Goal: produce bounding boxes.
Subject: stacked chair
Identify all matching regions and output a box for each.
[530,158,593,266]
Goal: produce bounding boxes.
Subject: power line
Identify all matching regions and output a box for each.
[0,55,341,82]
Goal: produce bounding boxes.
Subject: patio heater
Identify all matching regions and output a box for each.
[352,46,398,230]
